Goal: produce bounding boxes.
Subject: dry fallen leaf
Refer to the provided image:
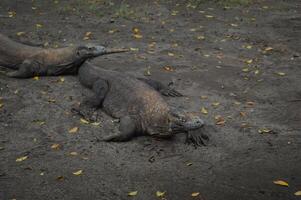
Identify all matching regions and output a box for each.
[163,66,174,72]
[245,59,253,64]
[191,192,200,197]
[276,72,286,76]
[295,191,301,196]
[16,32,25,36]
[205,15,214,18]
[273,180,289,187]
[156,191,165,197]
[16,156,28,162]
[69,127,79,134]
[51,143,60,150]
[186,162,193,166]
[33,76,40,80]
[212,102,220,107]
[70,152,78,156]
[73,169,83,176]
[264,47,273,51]
[80,118,90,124]
[215,115,225,125]
[128,191,138,196]
[201,107,208,115]
[0,103,3,109]
[56,176,64,181]
[258,128,272,134]
[168,52,175,56]
[36,24,43,28]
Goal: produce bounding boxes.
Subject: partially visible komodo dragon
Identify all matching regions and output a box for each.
[0,33,127,78]
[73,62,209,146]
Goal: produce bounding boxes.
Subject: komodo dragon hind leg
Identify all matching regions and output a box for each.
[102,116,137,142]
[72,78,109,122]
[6,60,35,78]
[137,78,183,97]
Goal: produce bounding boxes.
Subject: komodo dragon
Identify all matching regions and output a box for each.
[73,62,209,146]
[0,33,127,78]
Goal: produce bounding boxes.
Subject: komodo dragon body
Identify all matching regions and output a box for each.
[0,33,126,78]
[75,62,208,146]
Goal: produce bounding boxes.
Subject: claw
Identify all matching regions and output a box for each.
[186,131,209,147]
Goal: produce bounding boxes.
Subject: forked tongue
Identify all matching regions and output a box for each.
[104,48,129,55]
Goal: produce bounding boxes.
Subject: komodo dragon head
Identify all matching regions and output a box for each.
[169,110,204,133]
[76,44,129,59]
[151,109,205,139]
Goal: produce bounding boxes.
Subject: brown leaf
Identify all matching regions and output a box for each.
[51,143,60,150]
[191,192,200,197]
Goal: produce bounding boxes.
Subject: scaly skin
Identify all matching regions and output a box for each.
[0,33,127,78]
[74,62,208,146]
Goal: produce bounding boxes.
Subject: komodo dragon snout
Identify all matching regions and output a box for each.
[77,44,129,58]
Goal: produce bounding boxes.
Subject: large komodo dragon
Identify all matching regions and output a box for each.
[74,62,209,146]
[0,33,127,78]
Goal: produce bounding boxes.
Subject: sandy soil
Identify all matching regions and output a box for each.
[0,0,300,199]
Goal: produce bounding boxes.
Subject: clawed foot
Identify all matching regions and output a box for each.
[161,88,183,97]
[186,131,209,147]
[102,134,131,142]
[71,106,98,122]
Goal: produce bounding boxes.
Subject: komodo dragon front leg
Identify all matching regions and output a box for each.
[6,60,38,78]
[73,78,109,122]
[137,78,183,97]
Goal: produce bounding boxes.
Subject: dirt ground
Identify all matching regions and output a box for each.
[0,0,300,199]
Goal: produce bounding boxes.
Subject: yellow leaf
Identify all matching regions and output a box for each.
[16,32,25,36]
[133,34,143,39]
[0,103,3,108]
[69,127,79,134]
[191,192,200,197]
[132,27,140,34]
[212,102,220,107]
[205,15,214,18]
[16,156,28,162]
[242,68,249,72]
[295,191,301,196]
[83,36,90,40]
[276,72,286,76]
[70,152,78,156]
[130,47,139,51]
[36,24,43,28]
[245,59,253,64]
[8,11,16,18]
[197,35,205,40]
[33,76,40,80]
[254,70,259,75]
[265,47,273,51]
[80,118,90,124]
[230,23,238,27]
[73,169,83,176]
[51,143,60,150]
[190,28,196,32]
[186,162,193,166]
[59,77,65,83]
[273,180,289,187]
[128,191,138,196]
[245,45,252,49]
[200,95,208,99]
[156,191,165,197]
[258,128,272,134]
[91,122,101,126]
[201,107,208,115]
[168,52,175,56]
